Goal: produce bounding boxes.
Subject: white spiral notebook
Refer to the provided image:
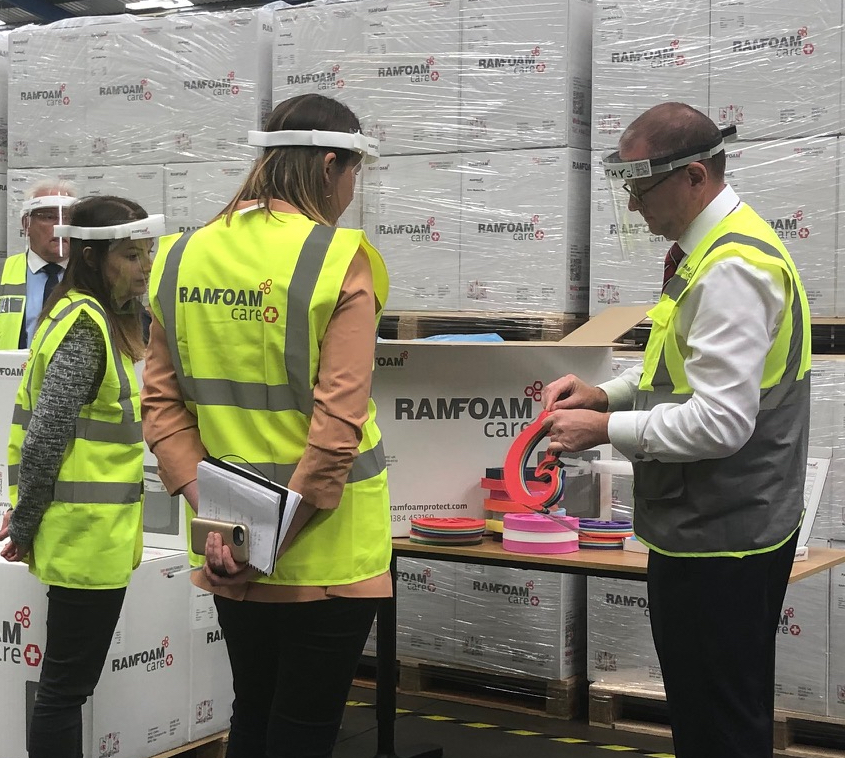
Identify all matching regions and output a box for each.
[196,457,303,575]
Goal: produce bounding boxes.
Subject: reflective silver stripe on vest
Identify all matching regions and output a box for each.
[640,232,807,412]
[285,224,336,415]
[8,463,18,486]
[246,439,386,486]
[11,406,142,445]
[54,480,142,505]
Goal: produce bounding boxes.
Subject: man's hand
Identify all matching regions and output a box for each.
[202,531,259,587]
[542,409,610,453]
[0,509,11,542]
[542,374,609,413]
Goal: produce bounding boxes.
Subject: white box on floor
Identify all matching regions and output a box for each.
[189,585,233,740]
[586,576,663,691]
[775,568,829,716]
[458,148,590,314]
[709,0,843,140]
[459,0,591,151]
[397,559,457,664]
[724,139,837,316]
[169,10,272,162]
[165,162,252,235]
[88,548,191,758]
[591,1,711,150]
[0,558,49,758]
[363,154,461,310]
[827,543,845,717]
[452,564,585,680]
[589,150,666,315]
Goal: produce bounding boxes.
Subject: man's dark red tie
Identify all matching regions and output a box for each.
[662,243,683,293]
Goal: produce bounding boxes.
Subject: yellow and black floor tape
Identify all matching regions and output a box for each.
[345,700,674,757]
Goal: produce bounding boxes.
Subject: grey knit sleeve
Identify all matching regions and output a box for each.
[8,312,107,549]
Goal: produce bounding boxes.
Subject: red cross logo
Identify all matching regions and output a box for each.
[431,71,440,81]
[790,624,801,636]
[431,232,441,241]
[535,230,545,240]
[231,85,240,95]
[263,306,279,323]
[536,63,546,73]
[62,97,70,105]
[337,80,345,88]
[144,91,152,101]
[24,644,42,667]
[675,55,686,66]
[166,654,174,666]
[803,43,815,55]
[798,227,810,239]
[530,596,540,607]
[427,584,436,592]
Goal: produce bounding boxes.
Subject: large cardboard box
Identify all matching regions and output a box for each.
[371,306,647,536]
[396,558,458,664]
[453,563,586,679]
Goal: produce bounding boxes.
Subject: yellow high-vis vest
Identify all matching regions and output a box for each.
[0,254,27,349]
[8,291,144,589]
[632,203,811,558]
[149,209,391,586]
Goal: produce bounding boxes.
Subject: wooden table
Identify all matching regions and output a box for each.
[372,538,845,757]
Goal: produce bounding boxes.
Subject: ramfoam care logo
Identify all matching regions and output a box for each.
[778,606,802,637]
[379,56,440,82]
[477,45,547,74]
[206,628,224,644]
[111,635,173,673]
[732,26,815,57]
[179,278,280,324]
[608,221,666,244]
[611,38,687,67]
[183,70,240,96]
[287,64,344,90]
[20,82,70,105]
[377,216,440,242]
[376,350,408,369]
[0,606,42,667]
[397,566,436,592]
[605,592,649,617]
[767,210,809,241]
[98,79,153,102]
[476,214,544,241]
[471,578,540,606]
[395,381,543,439]
[0,362,26,376]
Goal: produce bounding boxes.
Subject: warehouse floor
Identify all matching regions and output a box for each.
[334,685,676,758]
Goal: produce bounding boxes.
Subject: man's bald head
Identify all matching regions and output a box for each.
[620,102,726,181]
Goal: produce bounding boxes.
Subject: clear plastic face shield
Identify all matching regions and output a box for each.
[246,128,381,167]
[21,195,78,259]
[53,215,166,305]
[600,126,737,258]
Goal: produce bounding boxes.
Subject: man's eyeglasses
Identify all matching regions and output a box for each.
[621,168,680,203]
[29,210,62,223]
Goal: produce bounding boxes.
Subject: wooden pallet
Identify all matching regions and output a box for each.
[355,655,584,719]
[152,731,228,758]
[774,710,845,757]
[588,682,671,738]
[378,310,586,342]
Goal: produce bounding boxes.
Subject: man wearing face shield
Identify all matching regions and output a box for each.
[0,180,78,349]
[539,103,811,758]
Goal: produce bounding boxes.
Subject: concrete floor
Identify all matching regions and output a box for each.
[334,685,676,758]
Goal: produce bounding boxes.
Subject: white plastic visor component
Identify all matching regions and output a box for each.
[53,214,167,241]
[20,194,77,220]
[602,125,738,181]
[246,129,380,163]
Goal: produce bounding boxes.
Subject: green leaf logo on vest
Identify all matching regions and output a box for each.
[178,280,275,323]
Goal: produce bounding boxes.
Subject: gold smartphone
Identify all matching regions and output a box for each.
[190,518,250,563]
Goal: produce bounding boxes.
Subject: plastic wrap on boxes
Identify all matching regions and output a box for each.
[396,559,458,664]
[774,567,829,716]
[452,564,585,680]
[587,576,663,691]
[590,138,841,316]
[0,170,7,258]
[710,0,842,140]
[827,546,845,717]
[165,161,252,235]
[169,10,272,162]
[591,0,710,150]
[459,0,592,152]
[0,32,9,171]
